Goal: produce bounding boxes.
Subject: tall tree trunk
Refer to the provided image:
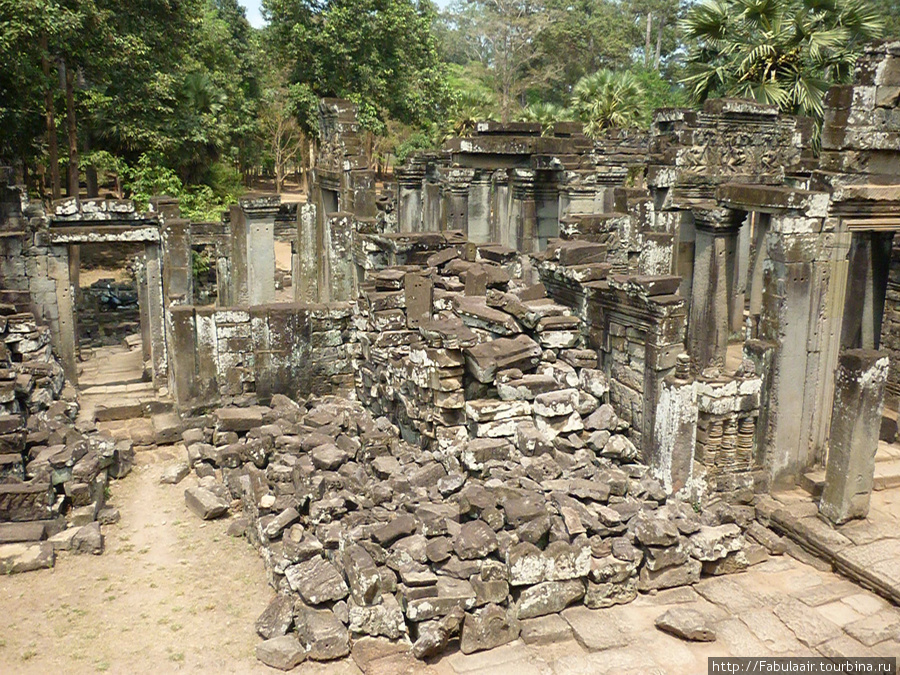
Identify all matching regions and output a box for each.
[64,61,79,198]
[42,37,61,200]
[644,13,653,68]
[84,130,98,197]
[654,18,665,71]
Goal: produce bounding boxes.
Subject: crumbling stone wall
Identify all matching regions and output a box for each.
[168,302,355,409]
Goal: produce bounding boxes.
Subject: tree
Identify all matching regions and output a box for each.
[264,0,452,135]
[443,0,557,122]
[570,70,646,137]
[260,82,306,193]
[682,0,884,120]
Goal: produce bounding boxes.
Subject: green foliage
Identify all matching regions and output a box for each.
[124,155,241,222]
[682,0,885,120]
[192,249,212,279]
[395,131,438,164]
[264,0,453,132]
[519,102,570,133]
[570,70,647,137]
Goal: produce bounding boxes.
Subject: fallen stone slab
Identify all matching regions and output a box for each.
[654,608,717,642]
[159,462,190,485]
[256,635,307,671]
[0,541,55,573]
[184,486,229,520]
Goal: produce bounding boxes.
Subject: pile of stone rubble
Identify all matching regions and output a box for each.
[0,304,132,572]
[177,390,771,669]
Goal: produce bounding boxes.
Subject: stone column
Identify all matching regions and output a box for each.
[144,242,167,384]
[651,354,698,495]
[241,196,279,306]
[819,349,889,524]
[688,207,740,373]
[510,169,537,252]
[323,212,355,302]
[444,168,474,235]
[397,161,425,233]
[295,203,319,303]
[168,305,197,407]
[229,204,249,305]
[468,171,492,244]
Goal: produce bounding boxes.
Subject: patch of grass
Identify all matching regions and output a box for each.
[96,660,110,671]
[21,649,37,661]
[169,623,182,633]
[168,652,185,663]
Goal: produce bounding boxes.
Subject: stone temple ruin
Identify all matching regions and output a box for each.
[1,42,900,668]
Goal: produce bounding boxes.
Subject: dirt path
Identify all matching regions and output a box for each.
[0,448,275,674]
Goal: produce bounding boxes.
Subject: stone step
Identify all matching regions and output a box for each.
[799,469,825,498]
[92,396,173,422]
[873,460,900,491]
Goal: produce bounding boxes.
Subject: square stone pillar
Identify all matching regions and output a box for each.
[688,207,740,372]
[295,203,318,303]
[651,354,697,495]
[819,349,889,524]
[240,196,279,306]
[443,167,475,236]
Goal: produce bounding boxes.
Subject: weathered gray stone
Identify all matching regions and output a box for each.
[294,605,350,661]
[516,579,585,619]
[285,556,349,605]
[255,635,307,670]
[160,462,190,485]
[655,608,717,642]
[184,486,229,520]
[348,595,407,639]
[70,522,103,555]
[256,593,294,639]
[454,520,498,560]
[460,603,520,654]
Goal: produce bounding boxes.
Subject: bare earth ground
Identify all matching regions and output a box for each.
[0,448,273,675]
[1,420,898,674]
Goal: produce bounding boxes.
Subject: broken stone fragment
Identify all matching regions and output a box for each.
[515,579,585,619]
[412,608,464,660]
[310,443,348,471]
[583,404,618,431]
[263,507,300,540]
[294,604,350,661]
[687,524,743,561]
[343,544,382,605]
[460,603,520,654]
[285,555,349,605]
[160,462,190,485]
[256,593,294,639]
[454,520,498,560]
[372,513,417,546]
[348,595,407,639]
[256,635,307,671]
[71,521,103,555]
[402,577,477,621]
[654,608,717,642]
[634,515,680,547]
[184,486,229,520]
[0,541,55,573]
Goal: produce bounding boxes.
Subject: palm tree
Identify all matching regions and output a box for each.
[570,70,646,137]
[681,0,884,120]
[519,102,570,133]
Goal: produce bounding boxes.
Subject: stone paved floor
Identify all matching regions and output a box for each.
[763,486,900,606]
[313,553,900,675]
